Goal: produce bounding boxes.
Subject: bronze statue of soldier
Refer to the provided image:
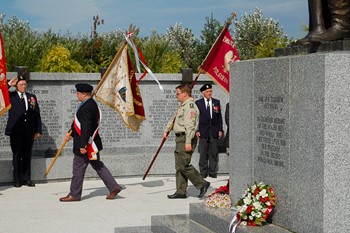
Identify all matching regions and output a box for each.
[296,0,350,44]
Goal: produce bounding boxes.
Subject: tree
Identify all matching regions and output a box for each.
[37,44,83,72]
[98,30,126,68]
[1,16,44,71]
[199,14,224,63]
[0,10,290,72]
[233,8,288,60]
[139,30,182,73]
[165,23,200,71]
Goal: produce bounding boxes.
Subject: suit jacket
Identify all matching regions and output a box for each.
[5,91,42,137]
[71,98,102,155]
[224,102,229,148]
[195,97,223,138]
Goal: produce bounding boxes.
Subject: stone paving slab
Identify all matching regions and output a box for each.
[0,175,228,233]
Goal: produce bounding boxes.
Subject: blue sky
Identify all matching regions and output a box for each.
[0,0,308,39]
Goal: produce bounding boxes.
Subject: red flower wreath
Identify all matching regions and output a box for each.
[234,181,276,226]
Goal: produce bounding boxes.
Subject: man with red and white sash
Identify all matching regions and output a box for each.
[59,83,122,202]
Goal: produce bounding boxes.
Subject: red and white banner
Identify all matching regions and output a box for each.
[0,32,11,116]
[198,24,240,93]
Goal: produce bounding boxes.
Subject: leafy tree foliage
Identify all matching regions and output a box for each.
[0,11,291,73]
[233,8,288,60]
[139,30,182,73]
[37,44,83,72]
[165,23,200,71]
[0,16,45,72]
[199,14,224,64]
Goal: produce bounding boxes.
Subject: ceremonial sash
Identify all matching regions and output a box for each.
[73,106,102,160]
[229,214,241,233]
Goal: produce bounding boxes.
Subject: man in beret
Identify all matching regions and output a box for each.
[59,83,122,202]
[5,75,42,187]
[195,83,223,178]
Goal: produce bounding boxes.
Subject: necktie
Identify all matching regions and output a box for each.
[20,93,25,108]
[207,99,211,118]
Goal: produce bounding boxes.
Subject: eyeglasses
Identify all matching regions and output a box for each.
[176,92,184,96]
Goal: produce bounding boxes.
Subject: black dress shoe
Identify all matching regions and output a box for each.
[23,181,35,187]
[14,182,22,188]
[209,174,217,178]
[198,181,210,198]
[167,193,187,199]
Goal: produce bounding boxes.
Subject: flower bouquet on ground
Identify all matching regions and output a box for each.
[229,181,276,232]
[204,179,231,209]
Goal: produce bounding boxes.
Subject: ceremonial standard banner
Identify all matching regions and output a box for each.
[94,43,145,131]
[127,46,145,121]
[198,24,240,93]
[0,33,11,116]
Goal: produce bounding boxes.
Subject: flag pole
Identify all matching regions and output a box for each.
[190,71,203,90]
[143,114,177,180]
[142,132,169,180]
[44,130,72,177]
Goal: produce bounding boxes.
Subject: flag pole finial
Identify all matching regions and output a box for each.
[127,24,140,38]
[227,12,237,25]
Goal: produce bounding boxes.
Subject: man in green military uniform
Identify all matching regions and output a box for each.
[163,83,210,199]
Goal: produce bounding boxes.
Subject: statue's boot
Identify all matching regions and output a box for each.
[294,29,326,45]
[310,0,350,42]
[294,0,328,45]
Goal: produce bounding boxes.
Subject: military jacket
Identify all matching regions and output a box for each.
[165,97,199,144]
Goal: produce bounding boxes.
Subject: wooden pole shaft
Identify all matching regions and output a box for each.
[44,130,72,177]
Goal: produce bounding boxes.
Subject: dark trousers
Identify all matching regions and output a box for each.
[198,135,219,177]
[69,153,120,198]
[10,133,34,183]
[174,135,205,195]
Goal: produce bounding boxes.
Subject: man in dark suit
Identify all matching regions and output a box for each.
[224,102,230,155]
[5,75,42,187]
[195,83,223,178]
[59,83,122,202]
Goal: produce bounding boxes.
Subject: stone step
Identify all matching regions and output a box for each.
[189,202,232,233]
[189,219,215,233]
[115,203,292,233]
[114,226,152,233]
[151,214,214,233]
[151,214,189,233]
[189,203,292,233]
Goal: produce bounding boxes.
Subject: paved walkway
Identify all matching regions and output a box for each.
[0,175,229,233]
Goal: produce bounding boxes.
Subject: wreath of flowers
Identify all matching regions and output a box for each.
[204,179,231,209]
[234,181,276,226]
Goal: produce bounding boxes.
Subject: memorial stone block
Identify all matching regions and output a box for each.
[230,52,350,232]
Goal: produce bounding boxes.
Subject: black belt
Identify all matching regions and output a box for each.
[175,132,186,137]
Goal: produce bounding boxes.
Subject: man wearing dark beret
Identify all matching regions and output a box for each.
[5,76,42,187]
[59,83,122,201]
[195,83,223,178]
